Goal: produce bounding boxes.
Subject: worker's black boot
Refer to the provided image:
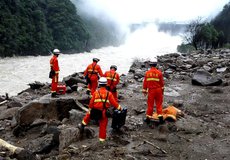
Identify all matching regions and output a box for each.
[144,117,150,124]
[86,89,91,95]
[158,115,164,124]
[51,92,57,98]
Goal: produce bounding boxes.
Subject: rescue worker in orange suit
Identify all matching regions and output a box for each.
[84,58,103,96]
[142,61,164,124]
[104,65,120,102]
[50,49,60,97]
[79,77,122,142]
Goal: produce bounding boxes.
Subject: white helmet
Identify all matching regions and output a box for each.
[149,59,157,66]
[98,77,107,85]
[53,49,60,54]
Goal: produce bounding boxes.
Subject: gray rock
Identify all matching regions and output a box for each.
[216,67,227,73]
[191,70,222,86]
[14,95,83,127]
[164,87,180,97]
[27,134,56,154]
[28,81,45,90]
[172,99,184,108]
[69,109,85,125]
[58,125,79,151]
[63,76,86,87]
[165,69,174,74]
[203,65,211,72]
[0,107,20,120]
[7,100,23,108]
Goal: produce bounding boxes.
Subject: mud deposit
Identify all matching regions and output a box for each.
[0,49,230,160]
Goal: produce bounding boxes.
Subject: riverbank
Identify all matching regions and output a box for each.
[0,49,230,160]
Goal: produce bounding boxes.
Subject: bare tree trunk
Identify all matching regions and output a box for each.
[0,138,38,160]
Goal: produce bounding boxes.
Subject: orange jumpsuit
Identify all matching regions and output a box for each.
[152,106,182,122]
[50,55,59,93]
[82,87,121,142]
[104,69,120,102]
[84,62,103,95]
[143,67,164,118]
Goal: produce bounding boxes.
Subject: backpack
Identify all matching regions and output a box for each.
[90,91,109,121]
[90,108,103,121]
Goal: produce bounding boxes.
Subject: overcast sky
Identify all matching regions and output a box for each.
[75,0,230,57]
[80,0,229,25]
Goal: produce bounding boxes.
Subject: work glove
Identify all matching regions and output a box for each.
[142,90,147,96]
[117,105,122,111]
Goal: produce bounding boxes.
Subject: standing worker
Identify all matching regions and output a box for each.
[79,77,122,142]
[142,61,164,124]
[104,65,120,102]
[49,49,60,97]
[84,58,103,96]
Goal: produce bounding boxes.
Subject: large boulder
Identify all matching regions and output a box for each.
[63,76,87,87]
[28,81,45,90]
[27,134,56,154]
[14,95,84,127]
[191,70,223,86]
[58,125,79,151]
[0,107,20,120]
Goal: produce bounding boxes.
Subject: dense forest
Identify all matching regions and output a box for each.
[212,2,230,45]
[0,0,121,57]
[178,2,230,52]
[1,1,230,57]
[0,0,91,57]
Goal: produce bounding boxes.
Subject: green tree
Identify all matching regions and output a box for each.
[211,2,230,44]
[197,23,218,49]
[183,18,220,50]
[46,0,89,51]
[183,18,203,50]
[0,0,89,57]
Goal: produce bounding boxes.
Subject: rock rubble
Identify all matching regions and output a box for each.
[0,49,229,160]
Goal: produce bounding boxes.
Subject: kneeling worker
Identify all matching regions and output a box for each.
[79,77,122,142]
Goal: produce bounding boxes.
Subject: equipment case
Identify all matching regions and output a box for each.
[111,108,127,130]
[57,84,66,94]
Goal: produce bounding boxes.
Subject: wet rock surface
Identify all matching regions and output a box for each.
[0,49,230,160]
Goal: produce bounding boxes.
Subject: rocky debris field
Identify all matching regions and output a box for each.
[0,49,230,160]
